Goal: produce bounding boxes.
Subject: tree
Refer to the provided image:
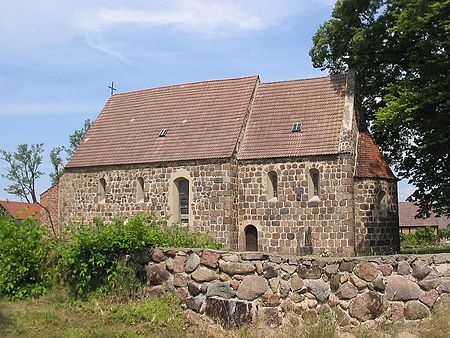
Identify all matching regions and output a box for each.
[310,0,450,217]
[1,144,44,203]
[49,119,91,185]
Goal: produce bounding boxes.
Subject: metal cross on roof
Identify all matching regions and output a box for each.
[108,81,116,96]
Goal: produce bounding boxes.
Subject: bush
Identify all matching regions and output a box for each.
[415,226,437,246]
[58,212,222,297]
[0,213,53,299]
[400,226,437,247]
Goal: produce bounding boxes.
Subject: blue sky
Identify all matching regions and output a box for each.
[0,0,414,201]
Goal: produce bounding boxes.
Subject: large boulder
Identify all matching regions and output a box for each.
[349,291,386,321]
[306,279,331,302]
[336,282,358,300]
[386,275,421,301]
[191,267,217,282]
[237,275,269,300]
[206,281,235,299]
[201,250,221,268]
[404,301,430,320]
[145,262,170,285]
[354,261,379,282]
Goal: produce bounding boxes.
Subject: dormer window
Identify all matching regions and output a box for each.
[159,128,168,137]
[292,122,302,132]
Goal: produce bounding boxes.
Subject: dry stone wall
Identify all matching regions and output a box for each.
[144,248,450,328]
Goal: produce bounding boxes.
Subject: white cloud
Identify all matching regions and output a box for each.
[75,0,292,35]
[83,38,132,64]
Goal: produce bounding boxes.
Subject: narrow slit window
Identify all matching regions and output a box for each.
[177,178,189,223]
[267,171,278,200]
[377,190,387,218]
[136,177,144,203]
[308,168,320,201]
[98,178,106,204]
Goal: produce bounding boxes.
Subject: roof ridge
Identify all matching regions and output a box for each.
[113,75,260,96]
[261,74,346,86]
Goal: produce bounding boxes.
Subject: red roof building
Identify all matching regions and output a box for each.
[399,202,449,234]
[0,200,42,221]
[49,72,399,255]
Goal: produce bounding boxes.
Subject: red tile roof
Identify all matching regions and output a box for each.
[355,131,396,179]
[399,202,449,228]
[237,75,347,159]
[67,75,259,168]
[0,200,42,220]
[67,74,392,170]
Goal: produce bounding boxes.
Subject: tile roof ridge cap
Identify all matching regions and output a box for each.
[261,74,345,85]
[112,75,260,96]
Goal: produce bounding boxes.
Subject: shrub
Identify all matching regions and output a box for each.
[0,213,53,299]
[400,226,437,247]
[439,227,450,241]
[58,212,222,297]
[415,226,437,246]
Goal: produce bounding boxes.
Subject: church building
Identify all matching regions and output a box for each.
[45,72,399,255]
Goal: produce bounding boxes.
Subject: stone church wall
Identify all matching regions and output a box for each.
[58,160,238,247]
[145,248,450,328]
[354,178,400,254]
[237,155,356,255]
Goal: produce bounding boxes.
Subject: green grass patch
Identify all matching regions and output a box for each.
[0,290,186,338]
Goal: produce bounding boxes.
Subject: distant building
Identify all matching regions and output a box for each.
[399,202,450,241]
[0,200,42,221]
[42,72,400,255]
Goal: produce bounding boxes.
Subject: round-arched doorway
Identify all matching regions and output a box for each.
[244,224,258,251]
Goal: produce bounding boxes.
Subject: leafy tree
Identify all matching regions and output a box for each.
[49,146,65,186]
[1,144,44,203]
[310,0,450,217]
[50,119,91,185]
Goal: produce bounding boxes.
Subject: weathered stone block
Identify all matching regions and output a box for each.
[354,261,378,282]
[206,281,235,299]
[146,263,170,285]
[191,267,217,282]
[219,261,255,275]
[349,291,386,321]
[237,275,269,300]
[205,297,254,328]
[185,252,200,273]
[404,301,430,320]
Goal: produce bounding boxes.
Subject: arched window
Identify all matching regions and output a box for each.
[267,171,278,200]
[377,190,387,218]
[245,225,258,251]
[136,177,144,203]
[98,178,106,204]
[308,168,320,201]
[177,178,189,223]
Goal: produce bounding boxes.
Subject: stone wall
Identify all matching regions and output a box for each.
[144,248,450,328]
[40,183,59,230]
[59,160,237,247]
[354,178,400,254]
[237,155,356,255]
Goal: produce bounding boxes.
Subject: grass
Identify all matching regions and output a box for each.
[1,290,450,338]
[0,289,186,338]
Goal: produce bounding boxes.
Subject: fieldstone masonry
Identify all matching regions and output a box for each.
[144,248,450,328]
